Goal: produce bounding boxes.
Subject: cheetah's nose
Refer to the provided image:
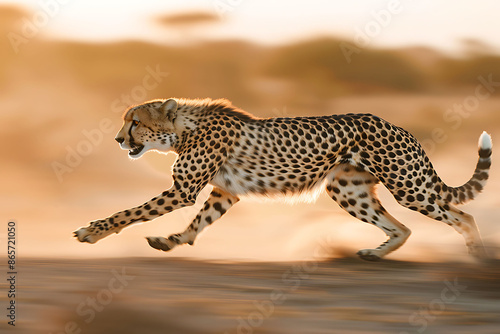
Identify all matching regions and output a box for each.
[115,137,124,144]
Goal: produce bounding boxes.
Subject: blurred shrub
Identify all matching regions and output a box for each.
[43,40,264,106]
[437,55,500,90]
[2,4,500,104]
[264,38,425,95]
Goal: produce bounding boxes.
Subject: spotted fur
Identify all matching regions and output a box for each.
[74,98,492,261]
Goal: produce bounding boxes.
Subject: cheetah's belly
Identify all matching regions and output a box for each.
[210,157,331,202]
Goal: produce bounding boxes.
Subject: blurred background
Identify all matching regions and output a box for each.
[1,0,500,261]
[3,2,500,334]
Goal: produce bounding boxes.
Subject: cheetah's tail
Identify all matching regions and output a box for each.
[441,131,492,205]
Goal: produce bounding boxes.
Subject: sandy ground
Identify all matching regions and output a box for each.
[1,257,500,334]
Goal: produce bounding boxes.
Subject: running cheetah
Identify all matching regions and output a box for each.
[74,98,492,261]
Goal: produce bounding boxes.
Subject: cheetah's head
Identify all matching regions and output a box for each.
[115,99,180,159]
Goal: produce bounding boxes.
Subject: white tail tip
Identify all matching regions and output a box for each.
[479,131,492,150]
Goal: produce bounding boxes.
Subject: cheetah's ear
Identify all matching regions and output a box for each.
[160,99,178,123]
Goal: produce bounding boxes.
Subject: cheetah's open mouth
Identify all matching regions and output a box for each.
[129,145,144,156]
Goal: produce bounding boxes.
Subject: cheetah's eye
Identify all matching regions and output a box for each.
[132,120,140,127]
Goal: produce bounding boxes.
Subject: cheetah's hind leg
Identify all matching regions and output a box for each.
[396,198,488,260]
[325,164,411,261]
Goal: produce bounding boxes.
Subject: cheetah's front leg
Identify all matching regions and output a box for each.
[146,187,239,252]
[74,183,195,244]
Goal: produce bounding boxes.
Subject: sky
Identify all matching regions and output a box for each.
[2,0,500,53]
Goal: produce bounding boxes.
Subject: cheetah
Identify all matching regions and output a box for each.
[74,98,492,261]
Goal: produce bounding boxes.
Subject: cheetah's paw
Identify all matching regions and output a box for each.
[356,249,383,261]
[74,226,100,244]
[146,236,178,252]
[74,219,117,244]
[468,244,490,260]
